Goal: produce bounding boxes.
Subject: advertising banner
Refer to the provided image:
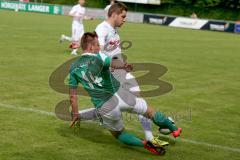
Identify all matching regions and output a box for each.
[235,21,240,33]
[143,14,175,25]
[169,17,208,30]
[201,21,235,33]
[0,1,62,15]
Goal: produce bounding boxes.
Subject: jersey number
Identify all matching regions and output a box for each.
[81,71,103,89]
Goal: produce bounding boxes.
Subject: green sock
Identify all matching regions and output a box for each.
[117,132,144,147]
[152,112,177,131]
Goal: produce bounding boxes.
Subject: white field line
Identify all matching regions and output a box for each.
[0,103,240,153]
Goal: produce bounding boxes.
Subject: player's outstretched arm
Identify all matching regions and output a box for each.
[69,9,77,17]
[69,88,79,127]
[84,15,94,20]
[69,12,82,18]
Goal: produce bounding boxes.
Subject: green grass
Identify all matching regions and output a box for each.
[0,10,240,160]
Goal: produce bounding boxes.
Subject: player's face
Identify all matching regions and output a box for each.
[91,38,100,53]
[115,10,127,27]
[79,0,85,6]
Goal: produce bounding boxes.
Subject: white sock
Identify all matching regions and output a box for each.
[144,130,154,141]
[138,114,154,141]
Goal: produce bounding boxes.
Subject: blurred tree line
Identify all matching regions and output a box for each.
[39,0,240,20]
[40,0,240,8]
[162,0,240,9]
[40,0,240,9]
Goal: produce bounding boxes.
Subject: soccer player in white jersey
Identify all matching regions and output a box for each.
[60,0,87,55]
[96,2,158,143]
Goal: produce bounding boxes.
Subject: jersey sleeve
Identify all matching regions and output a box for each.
[69,6,77,15]
[68,71,78,89]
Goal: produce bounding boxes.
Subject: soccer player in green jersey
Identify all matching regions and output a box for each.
[68,32,182,155]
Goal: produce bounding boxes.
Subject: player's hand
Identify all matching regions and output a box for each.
[124,64,133,72]
[70,113,79,128]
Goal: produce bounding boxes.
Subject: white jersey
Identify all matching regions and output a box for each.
[95,21,121,58]
[69,4,85,24]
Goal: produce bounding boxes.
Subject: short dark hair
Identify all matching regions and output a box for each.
[80,32,98,50]
[108,2,127,17]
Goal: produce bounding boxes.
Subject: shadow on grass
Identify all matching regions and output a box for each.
[55,121,113,144]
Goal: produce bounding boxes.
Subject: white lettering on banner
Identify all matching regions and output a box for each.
[210,24,229,31]
[169,17,208,29]
[53,6,59,14]
[18,4,26,10]
[1,2,17,9]
[1,2,26,10]
[28,5,49,13]
[149,17,166,25]
[210,24,224,31]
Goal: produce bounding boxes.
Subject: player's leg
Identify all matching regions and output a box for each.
[60,23,74,43]
[73,25,84,55]
[116,87,181,138]
[126,73,155,141]
[76,107,154,141]
[78,108,97,121]
[76,107,165,144]
[109,129,165,155]
[97,96,143,146]
[59,34,72,43]
[138,114,153,141]
[70,22,81,55]
[138,114,169,146]
[98,98,165,155]
[93,94,166,155]
[110,129,144,147]
[113,70,155,141]
[110,90,169,148]
[138,100,182,138]
[117,84,171,144]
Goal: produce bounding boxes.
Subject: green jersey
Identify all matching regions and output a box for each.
[68,53,120,108]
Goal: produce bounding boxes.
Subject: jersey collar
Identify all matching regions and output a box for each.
[104,21,116,32]
[81,53,97,56]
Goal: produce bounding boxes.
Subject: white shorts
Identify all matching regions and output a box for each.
[72,21,84,42]
[126,73,140,92]
[97,87,147,131]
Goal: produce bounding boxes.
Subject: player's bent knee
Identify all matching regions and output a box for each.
[110,129,124,138]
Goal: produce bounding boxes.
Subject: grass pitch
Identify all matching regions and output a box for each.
[0,10,240,160]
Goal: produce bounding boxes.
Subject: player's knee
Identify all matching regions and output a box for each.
[110,130,124,139]
[144,106,155,119]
